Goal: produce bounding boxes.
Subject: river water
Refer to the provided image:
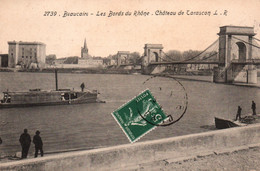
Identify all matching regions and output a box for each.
[0,72,259,157]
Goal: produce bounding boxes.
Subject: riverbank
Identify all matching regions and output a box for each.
[1,67,260,78]
[1,142,260,170]
[0,67,142,74]
[1,123,260,170]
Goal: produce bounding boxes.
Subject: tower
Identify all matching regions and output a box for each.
[81,38,89,58]
[213,26,257,84]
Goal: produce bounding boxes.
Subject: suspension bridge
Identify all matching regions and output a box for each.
[116,26,260,84]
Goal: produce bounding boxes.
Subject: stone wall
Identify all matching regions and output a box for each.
[1,124,260,171]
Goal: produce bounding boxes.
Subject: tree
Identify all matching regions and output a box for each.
[165,50,182,61]
[182,50,201,60]
[45,54,56,64]
[103,57,111,65]
[129,52,141,64]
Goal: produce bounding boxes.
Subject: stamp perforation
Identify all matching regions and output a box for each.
[111,88,167,143]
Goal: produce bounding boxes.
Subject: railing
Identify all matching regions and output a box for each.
[148,59,260,65]
[149,61,219,65]
[231,59,260,65]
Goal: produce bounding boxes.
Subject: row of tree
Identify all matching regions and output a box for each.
[45,50,218,65]
[106,50,217,65]
[164,50,218,62]
[106,52,142,65]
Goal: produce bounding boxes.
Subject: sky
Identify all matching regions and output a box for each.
[0,0,260,58]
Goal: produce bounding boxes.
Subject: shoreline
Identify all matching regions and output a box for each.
[1,67,260,77]
[1,124,260,170]
[0,67,218,76]
[1,114,259,163]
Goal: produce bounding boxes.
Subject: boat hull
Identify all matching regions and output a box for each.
[0,91,98,109]
[215,117,239,129]
[0,98,97,108]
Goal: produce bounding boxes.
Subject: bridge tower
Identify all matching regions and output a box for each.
[213,26,257,84]
[117,51,130,66]
[142,44,165,74]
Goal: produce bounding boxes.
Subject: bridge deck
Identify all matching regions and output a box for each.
[149,61,260,65]
[149,61,219,65]
[110,60,260,67]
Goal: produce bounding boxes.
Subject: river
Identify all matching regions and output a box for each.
[0,72,259,157]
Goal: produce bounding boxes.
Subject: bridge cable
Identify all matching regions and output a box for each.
[183,39,219,61]
[230,37,259,61]
[233,36,260,49]
[253,37,260,42]
[153,51,179,63]
[200,52,218,61]
[161,50,178,61]
[157,54,173,62]
[157,39,219,63]
[197,40,219,61]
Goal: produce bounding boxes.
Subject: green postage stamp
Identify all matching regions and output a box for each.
[111,89,167,143]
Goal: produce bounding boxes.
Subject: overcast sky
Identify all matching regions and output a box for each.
[0,0,260,58]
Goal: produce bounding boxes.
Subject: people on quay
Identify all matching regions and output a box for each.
[19,129,31,159]
[80,82,85,92]
[235,106,242,121]
[252,101,256,115]
[33,130,44,158]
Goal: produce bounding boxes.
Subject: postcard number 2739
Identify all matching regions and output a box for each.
[43,11,57,16]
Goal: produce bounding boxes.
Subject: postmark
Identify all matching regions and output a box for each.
[111,89,167,143]
[140,74,188,126]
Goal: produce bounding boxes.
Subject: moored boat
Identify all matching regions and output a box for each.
[215,117,239,129]
[0,89,98,108]
[0,70,100,108]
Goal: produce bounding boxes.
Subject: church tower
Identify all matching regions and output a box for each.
[81,38,89,58]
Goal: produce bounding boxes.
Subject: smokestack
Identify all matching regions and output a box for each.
[55,69,58,91]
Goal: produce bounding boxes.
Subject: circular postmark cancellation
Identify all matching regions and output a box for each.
[111,74,188,142]
[137,74,188,127]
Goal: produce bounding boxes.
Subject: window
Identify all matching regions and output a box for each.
[30,56,32,59]
[22,56,24,58]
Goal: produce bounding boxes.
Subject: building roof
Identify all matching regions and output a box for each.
[8,41,46,45]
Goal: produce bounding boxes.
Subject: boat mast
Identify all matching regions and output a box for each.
[55,69,58,91]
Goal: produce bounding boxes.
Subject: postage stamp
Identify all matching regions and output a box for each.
[141,75,188,126]
[111,89,167,143]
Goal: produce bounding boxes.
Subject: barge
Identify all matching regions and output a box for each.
[0,70,99,108]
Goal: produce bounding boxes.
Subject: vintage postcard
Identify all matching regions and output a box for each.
[0,0,260,170]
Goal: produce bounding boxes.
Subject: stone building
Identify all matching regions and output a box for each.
[0,54,8,67]
[78,58,103,67]
[8,41,46,68]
